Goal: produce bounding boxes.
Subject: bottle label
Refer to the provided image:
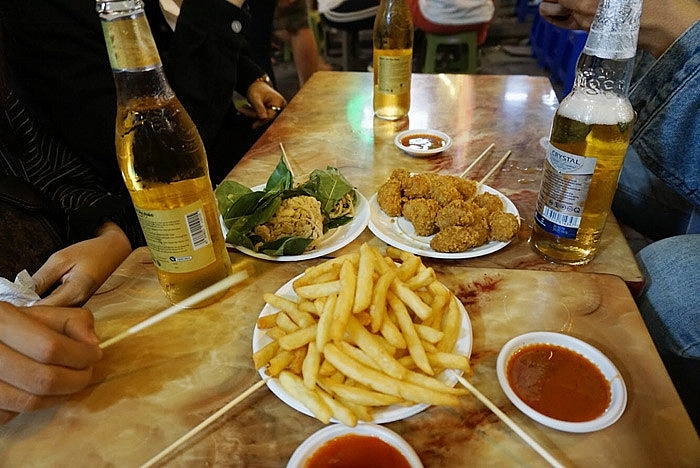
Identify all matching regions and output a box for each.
[534,144,597,239]
[135,201,216,273]
[376,54,411,95]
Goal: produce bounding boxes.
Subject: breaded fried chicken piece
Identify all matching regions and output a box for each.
[488,211,520,242]
[402,198,440,236]
[403,173,432,199]
[449,176,477,200]
[430,225,489,253]
[429,178,463,207]
[376,179,404,217]
[435,200,489,230]
[389,168,411,187]
[473,192,504,213]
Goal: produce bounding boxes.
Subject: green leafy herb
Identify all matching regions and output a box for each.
[214,156,356,256]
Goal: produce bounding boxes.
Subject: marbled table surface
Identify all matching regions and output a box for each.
[231,72,643,293]
[0,248,696,467]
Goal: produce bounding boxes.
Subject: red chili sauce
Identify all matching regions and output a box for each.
[305,434,412,468]
[400,134,446,151]
[506,343,611,422]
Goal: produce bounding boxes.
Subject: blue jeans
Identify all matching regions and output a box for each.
[636,235,700,431]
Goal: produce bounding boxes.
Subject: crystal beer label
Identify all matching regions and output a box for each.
[534,144,597,238]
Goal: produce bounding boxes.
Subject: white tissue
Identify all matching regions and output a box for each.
[0,270,41,306]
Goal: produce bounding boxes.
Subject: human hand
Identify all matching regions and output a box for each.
[0,303,102,424]
[240,80,288,129]
[32,222,132,307]
[540,0,700,58]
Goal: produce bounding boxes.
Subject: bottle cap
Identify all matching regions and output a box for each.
[583,0,642,60]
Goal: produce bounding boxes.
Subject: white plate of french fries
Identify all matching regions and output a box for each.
[252,244,473,425]
[368,184,519,259]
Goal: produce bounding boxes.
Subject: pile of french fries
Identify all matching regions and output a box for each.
[253,243,471,426]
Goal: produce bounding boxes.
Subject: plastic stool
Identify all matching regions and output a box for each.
[515,0,542,23]
[556,30,588,95]
[422,31,478,74]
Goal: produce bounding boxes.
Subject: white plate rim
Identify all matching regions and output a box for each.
[253,273,473,424]
[367,184,520,259]
[221,186,369,262]
[286,422,423,468]
[394,129,453,157]
[495,331,627,433]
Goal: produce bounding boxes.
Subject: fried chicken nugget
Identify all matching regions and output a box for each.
[402,198,440,236]
[429,178,463,207]
[430,225,489,253]
[447,176,478,201]
[473,192,504,213]
[403,173,432,199]
[435,200,489,230]
[389,168,411,186]
[376,179,404,217]
[488,211,520,242]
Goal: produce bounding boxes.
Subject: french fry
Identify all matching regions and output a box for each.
[438,297,462,353]
[292,252,359,288]
[267,350,294,377]
[428,352,471,373]
[388,291,433,375]
[302,342,321,389]
[379,309,407,349]
[295,280,341,299]
[278,371,332,424]
[405,266,436,290]
[391,279,432,321]
[319,377,404,407]
[369,269,395,333]
[353,243,375,313]
[253,340,279,370]
[279,324,318,350]
[330,260,356,341]
[256,311,280,329]
[346,317,407,379]
[276,311,299,334]
[415,323,444,344]
[396,255,421,282]
[318,389,358,427]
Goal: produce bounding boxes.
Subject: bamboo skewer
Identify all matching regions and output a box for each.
[478,150,512,186]
[99,269,249,349]
[452,372,565,468]
[459,143,495,178]
[279,142,296,180]
[140,378,269,468]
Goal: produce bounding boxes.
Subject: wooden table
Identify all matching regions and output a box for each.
[0,249,696,467]
[232,71,644,293]
[2,73,694,467]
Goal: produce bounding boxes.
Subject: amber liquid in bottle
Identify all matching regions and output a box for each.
[529,0,641,265]
[373,0,413,120]
[100,2,231,305]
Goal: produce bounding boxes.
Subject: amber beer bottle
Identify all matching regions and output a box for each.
[529,0,641,265]
[97,0,231,304]
[373,0,413,120]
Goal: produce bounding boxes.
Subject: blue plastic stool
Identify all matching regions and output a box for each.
[556,30,588,95]
[515,0,542,23]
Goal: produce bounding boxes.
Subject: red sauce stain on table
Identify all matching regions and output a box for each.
[506,343,611,422]
[305,434,412,468]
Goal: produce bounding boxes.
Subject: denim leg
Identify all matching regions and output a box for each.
[635,234,700,359]
[613,148,697,240]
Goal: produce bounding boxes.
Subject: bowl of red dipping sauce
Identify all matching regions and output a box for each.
[287,423,423,468]
[394,129,452,157]
[496,332,627,433]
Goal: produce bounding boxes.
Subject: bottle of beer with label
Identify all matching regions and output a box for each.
[373,0,413,120]
[97,0,231,305]
[529,0,642,265]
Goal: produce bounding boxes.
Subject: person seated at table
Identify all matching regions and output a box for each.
[0,0,287,186]
[407,0,495,44]
[248,0,332,88]
[540,0,700,431]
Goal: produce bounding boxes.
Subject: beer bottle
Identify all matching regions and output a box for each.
[372,0,413,120]
[97,0,231,305]
[529,0,641,265]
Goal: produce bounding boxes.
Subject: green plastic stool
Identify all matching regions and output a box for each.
[422,31,478,74]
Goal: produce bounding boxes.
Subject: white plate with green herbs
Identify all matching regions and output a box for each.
[216,158,369,262]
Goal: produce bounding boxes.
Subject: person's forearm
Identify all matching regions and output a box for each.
[638,0,700,58]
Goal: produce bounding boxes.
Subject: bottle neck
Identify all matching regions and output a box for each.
[98,0,173,103]
[572,53,635,97]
